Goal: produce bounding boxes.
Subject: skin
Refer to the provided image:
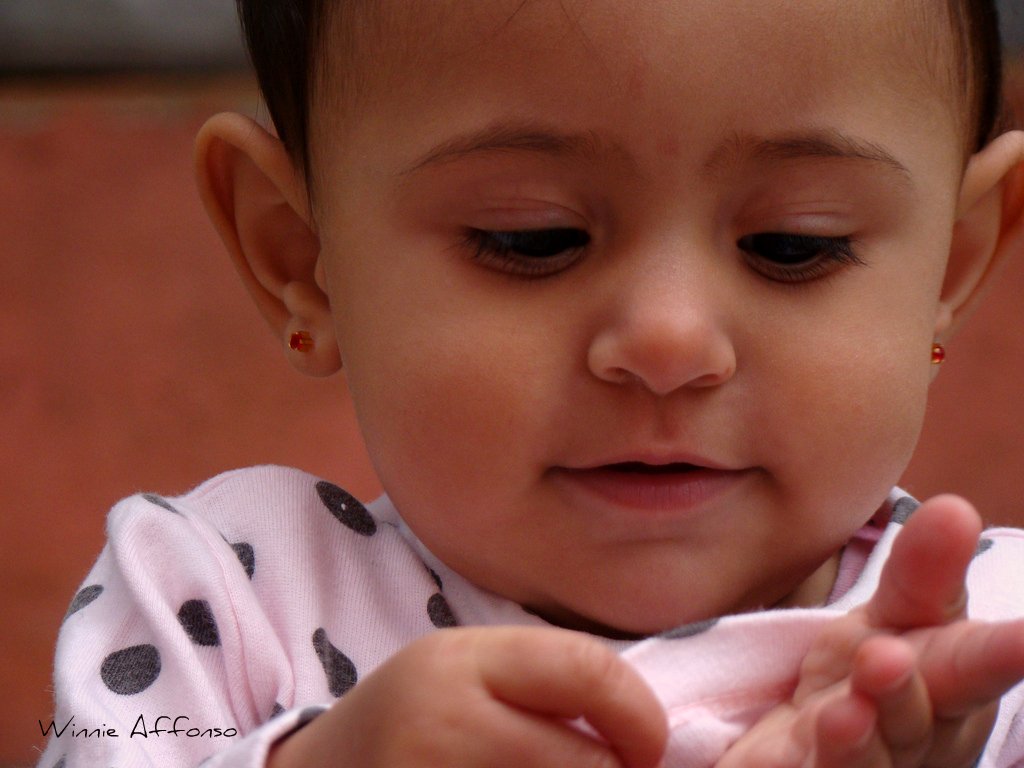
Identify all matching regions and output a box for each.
[193,0,1024,764]
[717,496,1024,768]
[289,0,979,634]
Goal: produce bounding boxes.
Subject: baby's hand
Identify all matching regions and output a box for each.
[718,495,1024,768]
[267,625,667,768]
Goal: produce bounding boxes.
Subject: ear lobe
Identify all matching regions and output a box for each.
[939,130,1024,338]
[195,112,342,377]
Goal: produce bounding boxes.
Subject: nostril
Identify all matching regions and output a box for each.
[587,318,737,395]
[688,366,736,389]
[603,367,641,386]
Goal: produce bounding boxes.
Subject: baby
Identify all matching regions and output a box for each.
[39,1,1024,766]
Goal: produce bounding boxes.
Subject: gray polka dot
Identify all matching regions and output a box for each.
[101,644,161,695]
[231,542,256,579]
[890,497,919,525]
[312,628,358,697]
[269,702,286,721]
[659,617,719,640]
[975,538,994,557]
[178,599,220,647]
[64,584,103,621]
[143,493,181,514]
[316,481,376,536]
[428,593,458,628]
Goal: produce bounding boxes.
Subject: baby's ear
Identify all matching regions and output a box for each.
[195,112,342,377]
[938,130,1024,338]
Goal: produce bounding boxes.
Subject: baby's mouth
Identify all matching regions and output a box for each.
[603,461,702,474]
[551,459,747,513]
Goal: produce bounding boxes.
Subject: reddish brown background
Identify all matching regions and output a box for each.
[3,71,1024,766]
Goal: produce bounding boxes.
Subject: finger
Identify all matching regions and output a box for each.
[812,692,888,768]
[336,675,636,768]
[922,702,998,768]
[867,495,982,630]
[472,627,668,768]
[850,635,932,764]
[465,703,640,768]
[795,615,876,698]
[915,618,1024,717]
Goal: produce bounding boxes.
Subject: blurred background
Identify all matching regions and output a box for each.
[1,2,1023,765]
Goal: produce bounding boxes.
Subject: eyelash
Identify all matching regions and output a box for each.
[736,232,866,283]
[463,228,590,277]
[463,228,864,282]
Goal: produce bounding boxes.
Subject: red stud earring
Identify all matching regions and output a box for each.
[289,330,314,352]
[931,342,946,365]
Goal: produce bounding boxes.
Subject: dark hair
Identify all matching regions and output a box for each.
[235,0,326,180]
[952,0,1005,154]
[235,1,1005,179]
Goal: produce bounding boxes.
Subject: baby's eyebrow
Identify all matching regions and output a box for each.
[709,129,913,185]
[398,122,913,189]
[398,121,616,175]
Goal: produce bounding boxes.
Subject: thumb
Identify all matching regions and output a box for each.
[867,495,982,630]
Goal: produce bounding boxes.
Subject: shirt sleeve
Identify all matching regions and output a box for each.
[36,488,303,767]
[37,467,451,768]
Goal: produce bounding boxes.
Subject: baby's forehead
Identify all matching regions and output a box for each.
[319,1,962,103]
[309,0,966,173]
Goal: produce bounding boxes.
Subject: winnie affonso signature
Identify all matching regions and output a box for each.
[39,714,238,740]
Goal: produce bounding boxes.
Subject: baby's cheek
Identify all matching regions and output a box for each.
[356,348,530,501]
[763,341,926,508]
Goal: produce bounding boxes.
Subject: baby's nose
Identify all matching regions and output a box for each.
[586,266,737,396]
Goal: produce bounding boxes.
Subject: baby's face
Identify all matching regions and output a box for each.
[310,0,965,634]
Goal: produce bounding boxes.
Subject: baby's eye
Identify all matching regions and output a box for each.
[737,232,865,283]
[464,228,590,277]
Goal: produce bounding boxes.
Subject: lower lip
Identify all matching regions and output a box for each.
[551,465,747,514]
